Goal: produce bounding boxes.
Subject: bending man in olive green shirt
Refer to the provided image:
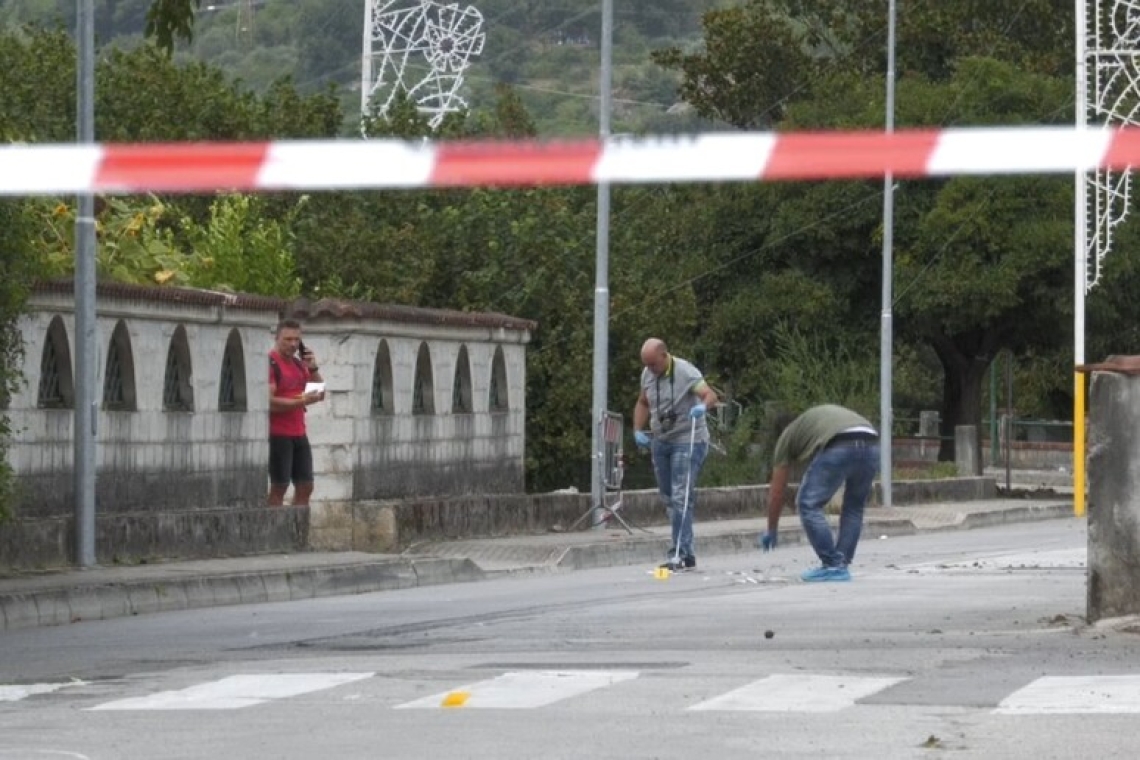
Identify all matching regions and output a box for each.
[759,405,880,583]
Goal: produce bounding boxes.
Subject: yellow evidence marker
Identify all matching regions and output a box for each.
[441,690,471,708]
[654,566,670,580]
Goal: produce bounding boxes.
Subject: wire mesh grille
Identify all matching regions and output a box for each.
[489,351,508,412]
[102,339,125,408]
[37,333,65,408]
[372,358,387,414]
[163,344,191,411]
[413,370,427,414]
[219,349,237,411]
[413,345,433,415]
[452,354,472,413]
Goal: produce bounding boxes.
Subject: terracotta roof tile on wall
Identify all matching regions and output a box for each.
[289,297,537,333]
[33,282,537,333]
[34,280,288,312]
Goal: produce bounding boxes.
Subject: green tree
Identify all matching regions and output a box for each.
[28,191,305,298]
[0,25,337,297]
[0,200,37,522]
[184,195,304,297]
[31,196,187,285]
[145,0,199,53]
[655,0,1074,130]
[652,2,815,128]
[0,27,75,142]
[655,0,1087,459]
[0,24,341,292]
[790,0,1073,80]
[815,59,1074,455]
[0,26,342,143]
[295,0,357,91]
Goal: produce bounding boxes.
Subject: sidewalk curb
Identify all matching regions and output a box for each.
[957,502,1075,530]
[0,557,484,632]
[493,506,1069,575]
[0,502,1074,632]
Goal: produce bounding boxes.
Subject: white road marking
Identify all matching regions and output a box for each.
[689,674,906,712]
[87,673,374,711]
[395,670,639,710]
[0,682,84,702]
[904,547,1087,574]
[995,675,1140,714]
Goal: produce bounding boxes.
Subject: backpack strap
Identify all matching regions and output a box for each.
[269,352,306,388]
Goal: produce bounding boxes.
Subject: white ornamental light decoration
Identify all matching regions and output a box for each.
[362,0,486,129]
[1085,0,1140,290]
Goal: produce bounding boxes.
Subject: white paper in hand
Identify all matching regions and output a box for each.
[305,382,325,395]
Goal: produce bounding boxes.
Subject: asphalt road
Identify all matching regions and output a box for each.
[2,517,1135,760]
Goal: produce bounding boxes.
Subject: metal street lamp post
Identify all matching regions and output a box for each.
[590,0,614,527]
[74,0,97,566]
[880,0,897,507]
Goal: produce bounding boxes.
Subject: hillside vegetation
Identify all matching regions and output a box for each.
[0,0,732,136]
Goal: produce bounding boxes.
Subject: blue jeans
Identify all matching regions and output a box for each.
[796,442,880,568]
[651,438,708,559]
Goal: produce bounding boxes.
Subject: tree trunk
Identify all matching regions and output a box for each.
[929,333,999,465]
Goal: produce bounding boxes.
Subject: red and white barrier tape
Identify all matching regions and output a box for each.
[0,126,1135,195]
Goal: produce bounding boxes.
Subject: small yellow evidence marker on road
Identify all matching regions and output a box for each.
[441,690,471,708]
[654,567,670,580]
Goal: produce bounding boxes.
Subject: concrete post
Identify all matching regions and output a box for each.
[918,411,940,438]
[1086,370,1140,622]
[954,425,980,476]
[919,411,940,460]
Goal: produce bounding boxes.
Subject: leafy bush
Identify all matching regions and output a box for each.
[32,196,185,285]
[701,405,764,487]
[184,194,304,297]
[765,320,880,422]
[0,199,36,523]
[29,194,303,297]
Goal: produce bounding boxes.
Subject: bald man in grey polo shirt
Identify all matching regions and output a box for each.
[633,338,718,571]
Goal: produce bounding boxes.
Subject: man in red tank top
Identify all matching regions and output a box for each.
[268,319,324,506]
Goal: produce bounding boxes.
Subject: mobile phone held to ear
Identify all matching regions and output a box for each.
[298,339,307,358]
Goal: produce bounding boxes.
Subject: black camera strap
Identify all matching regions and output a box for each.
[654,357,675,427]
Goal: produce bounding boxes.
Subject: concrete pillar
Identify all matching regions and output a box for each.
[918,411,940,438]
[1087,371,1140,622]
[954,425,980,476]
[998,413,1014,449]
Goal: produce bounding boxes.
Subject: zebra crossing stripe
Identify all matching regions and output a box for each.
[395,670,639,710]
[0,682,82,702]
[87,673,374,711]
[995,676,1140,714]
[689,674,906,712]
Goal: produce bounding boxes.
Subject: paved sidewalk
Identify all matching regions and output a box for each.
[0,498,1074,632]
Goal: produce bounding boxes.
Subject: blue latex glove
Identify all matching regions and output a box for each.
[759,531,778,552]
[689,403,707,419]
[634,430,651,449]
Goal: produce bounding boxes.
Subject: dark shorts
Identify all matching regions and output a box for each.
[269,435,313,486]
